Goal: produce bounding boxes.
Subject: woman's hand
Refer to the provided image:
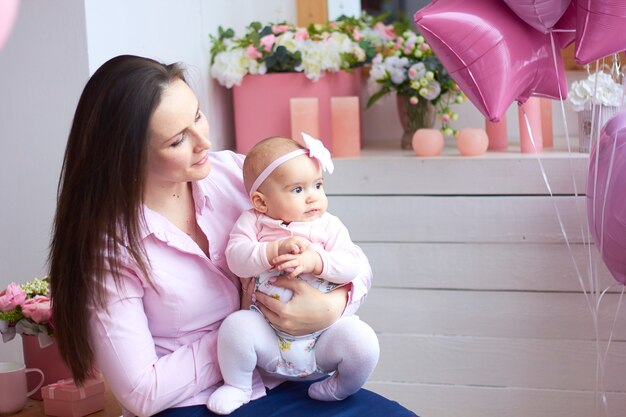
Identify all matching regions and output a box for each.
[253,276,349,336]
[239,277,256,310]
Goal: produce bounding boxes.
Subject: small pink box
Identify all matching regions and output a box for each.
[42,378,105,417]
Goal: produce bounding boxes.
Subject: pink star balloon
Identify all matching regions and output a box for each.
[553,1,577,49]
[502,0,572,33]
[575,0,626,64]
[414,0,567,122]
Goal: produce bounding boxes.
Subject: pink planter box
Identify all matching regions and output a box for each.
[232,69,362,155]
[42,378,105,417]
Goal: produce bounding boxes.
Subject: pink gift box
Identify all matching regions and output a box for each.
[42,378,105,417]
[232,69,362,155]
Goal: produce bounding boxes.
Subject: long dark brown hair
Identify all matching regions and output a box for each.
[49,55,185,383]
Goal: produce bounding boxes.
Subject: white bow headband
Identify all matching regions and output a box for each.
[248,133,334,197]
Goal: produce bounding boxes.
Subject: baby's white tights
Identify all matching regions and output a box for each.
[207,310,379,415]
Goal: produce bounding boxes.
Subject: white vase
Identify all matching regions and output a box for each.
[577,105,624,153]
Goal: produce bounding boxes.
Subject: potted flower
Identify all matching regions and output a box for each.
[209,15,386,154]
[568,70,624,152]
[0,276,74,399]
[0,276,53,345]
[210,15,381,86]
[366,19,465,149]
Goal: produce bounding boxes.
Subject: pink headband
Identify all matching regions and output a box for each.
[249,133,334,196]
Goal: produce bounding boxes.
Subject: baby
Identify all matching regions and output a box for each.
[207,134,379,415]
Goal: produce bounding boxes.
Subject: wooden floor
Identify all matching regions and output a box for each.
[327,144,626,417]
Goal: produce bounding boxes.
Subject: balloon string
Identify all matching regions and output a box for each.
[595,284,625,417]
[549,33,590,260]
[546,34,598,320]
[589,60,604,318]
[520,108,594,316]
[601,285,625,370]
[598,130,618,274]
[549,32,589,246]
[548,30,593,254]
[547,33,595,312]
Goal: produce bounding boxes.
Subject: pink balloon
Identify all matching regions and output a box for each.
[575,0,626,64]
[0,0,20,51]
[553,1,577,48]
[502,0,571,33]
[587,111,626,285]
[414,0,567,122]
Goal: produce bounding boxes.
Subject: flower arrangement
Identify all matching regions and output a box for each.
[0,276,53,343]
[366,20,465,136]
[209,14,390,88]
[568,71,624,112]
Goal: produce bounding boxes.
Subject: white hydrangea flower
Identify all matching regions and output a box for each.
[353,46,366,63]
[296,32,360,81]
[568,72,624,111]
[383,56,409,85]
[248,61,267,75]
[297,41,326,80]
[360,27,389,48]
[329,32,354,54]
[369,59,388,82]
[210,48,250,88]
[275,31,300,54]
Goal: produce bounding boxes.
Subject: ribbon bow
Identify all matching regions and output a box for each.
[47,378,86,400]
[301,132,334,174]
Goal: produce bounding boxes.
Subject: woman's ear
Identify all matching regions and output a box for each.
[251,192,268,213]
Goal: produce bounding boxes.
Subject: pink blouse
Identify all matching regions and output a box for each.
[87,151,372,416]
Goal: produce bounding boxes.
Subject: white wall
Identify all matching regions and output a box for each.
[0,0,295,362]
[0,0,89,362]
[83,0,296,152]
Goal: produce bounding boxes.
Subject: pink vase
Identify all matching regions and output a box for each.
[21,335,73,400]
[232,69,362,155]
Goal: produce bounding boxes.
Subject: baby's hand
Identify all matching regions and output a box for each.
[273,250,322,279]
[277,236,311,256]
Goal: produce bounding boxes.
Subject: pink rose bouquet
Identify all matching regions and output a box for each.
[0,276,53,343]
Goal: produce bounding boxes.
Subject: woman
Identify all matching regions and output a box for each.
[49,55,416,417]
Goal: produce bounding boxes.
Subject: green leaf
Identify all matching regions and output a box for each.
[222,28,234,39]
[259,25,273,38]
[366,87,391,108]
